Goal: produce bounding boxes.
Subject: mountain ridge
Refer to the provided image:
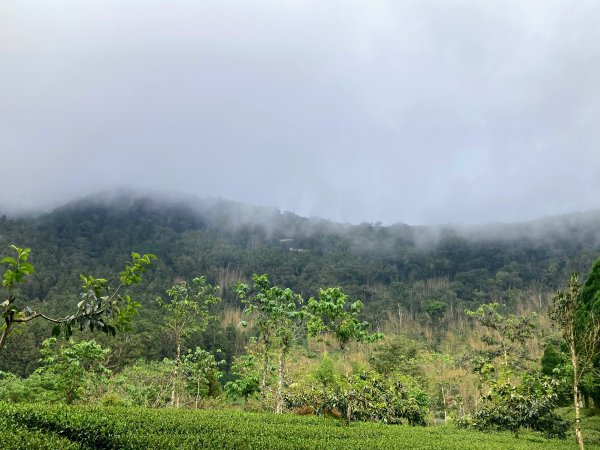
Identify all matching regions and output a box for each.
[4,189,600,233]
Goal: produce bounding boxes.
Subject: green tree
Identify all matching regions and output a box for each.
[369,335,423,377]
[307,287,383,422]
[36,337,111,404]
[1,245,156,349]
[580,259,600,309]
[549,266,600,450]
[236,274,304,412]
[464,303,542,433]
[224,353,260,405]
[423,299,447,326]
[351,371,429,425]
[182,347,225,408]
[465,303,535,371]
[156,276,220,408]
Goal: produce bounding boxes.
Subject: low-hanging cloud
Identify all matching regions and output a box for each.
[1,0,599,225]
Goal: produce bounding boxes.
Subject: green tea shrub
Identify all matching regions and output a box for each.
[0,402,586,450]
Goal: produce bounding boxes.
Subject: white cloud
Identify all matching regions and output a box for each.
[1,0,599,224]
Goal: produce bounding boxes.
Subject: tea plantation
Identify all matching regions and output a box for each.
[1,403,599,450]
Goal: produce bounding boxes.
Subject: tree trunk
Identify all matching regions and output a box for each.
[501,338,508,368]
[275,348,285,414]
[574,382,584,450]
[347,377,354,424]
[572,346,585,450]
[0,319,12,350]
[172,335,181,408]
[441,386,448,424]
[170,383,176,406]
[260,351,269,408]
[0,303,15,350]
[343,350,352,423]
[195,378,201,409]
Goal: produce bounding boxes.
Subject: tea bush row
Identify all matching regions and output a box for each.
[0,403,595,450]
[0,408,81,450]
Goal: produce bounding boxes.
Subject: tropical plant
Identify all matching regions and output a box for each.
[224,353,260,405]
[182,347,225,408]
[549,261,600,450]
[306,287,383,422]
[1,245,156,349]
[458,374,568,439]
[35,338,111,404]
[156,276,220,407]
[236,274,304,412]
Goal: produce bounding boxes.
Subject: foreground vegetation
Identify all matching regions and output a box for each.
[2,244,600,446]
[2,403,598,450]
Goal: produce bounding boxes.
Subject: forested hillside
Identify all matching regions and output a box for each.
[1,192,600,377]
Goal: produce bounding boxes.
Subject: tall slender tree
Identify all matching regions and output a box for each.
[236,274,304,412]
[307,287,383,422]
[549,261,600,450]
[157,276,220,407]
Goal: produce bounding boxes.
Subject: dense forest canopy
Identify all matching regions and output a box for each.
[1,192,599,377]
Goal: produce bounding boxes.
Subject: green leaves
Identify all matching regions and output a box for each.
[224,353,260,402]
[156,276,221,339]
[35,338,111,404]
[63,252,156,337]
[235,275,306,411]
[1,245,35,290]
[237,274,305,350]
[120,252,157,286]
[307,287,382,350]
[156,274,221,407]
[1,402,584,450]
[458,374,568,439]
[1,245,156,349]
[0,257,16,266]
[182,347,225,401]
[286,370,429,425]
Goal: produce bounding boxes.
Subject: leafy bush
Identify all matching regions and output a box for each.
[0,370,61,404]
[107,354,224,409]
[182,347,225,406]
[109,359,174,407]
[224,353,261,404]
[352,371,428,425]
[285,371,428,425]
[458,374,568,438]
[35,338,111,404]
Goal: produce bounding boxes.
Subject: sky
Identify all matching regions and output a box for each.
[1,0,599,225]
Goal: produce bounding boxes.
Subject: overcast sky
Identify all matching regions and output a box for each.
[1,0,599,225]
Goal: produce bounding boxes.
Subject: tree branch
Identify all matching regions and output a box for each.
[13,311,66,324]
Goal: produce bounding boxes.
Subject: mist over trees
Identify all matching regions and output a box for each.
[1,193,599,375]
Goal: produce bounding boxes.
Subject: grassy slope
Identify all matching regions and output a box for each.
[2,404,599,450]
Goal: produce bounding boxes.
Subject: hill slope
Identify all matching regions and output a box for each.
[1,192,599,374]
